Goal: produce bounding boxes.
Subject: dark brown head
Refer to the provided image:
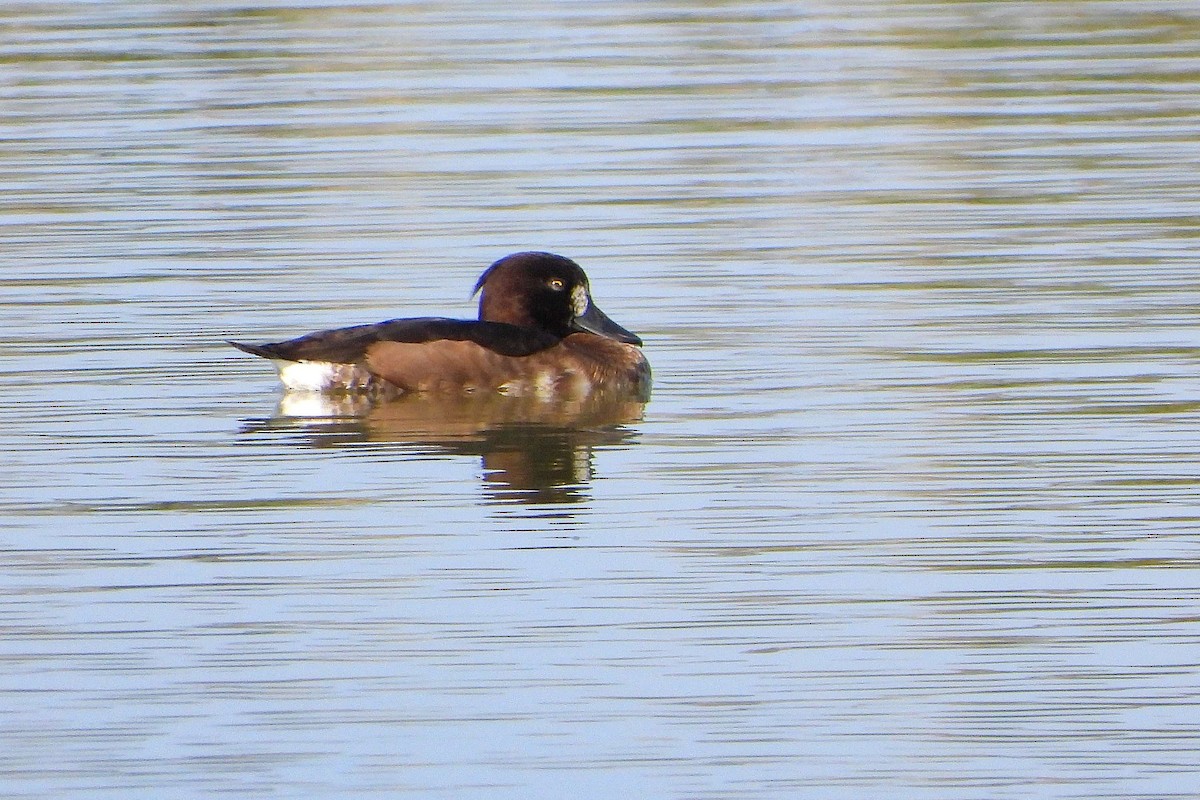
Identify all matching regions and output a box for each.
[472,252,642,345]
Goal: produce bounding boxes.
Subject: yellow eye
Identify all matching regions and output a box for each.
[547,277,565,291]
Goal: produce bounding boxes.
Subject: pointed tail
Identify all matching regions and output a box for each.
[228,340,282,360]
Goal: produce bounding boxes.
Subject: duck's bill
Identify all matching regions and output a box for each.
[572,302,643,346]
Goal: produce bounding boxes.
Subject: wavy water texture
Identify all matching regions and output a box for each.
[2,2,1200,798]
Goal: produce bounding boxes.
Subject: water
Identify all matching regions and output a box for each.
[3,1,1200,798]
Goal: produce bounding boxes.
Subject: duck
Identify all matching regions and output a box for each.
[230,251,651,398]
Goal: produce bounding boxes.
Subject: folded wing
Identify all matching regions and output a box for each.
[230,317,562,364]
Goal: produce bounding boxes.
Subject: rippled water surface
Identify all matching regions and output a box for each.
[4,1,1200,798]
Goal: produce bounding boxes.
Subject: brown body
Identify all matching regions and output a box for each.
[364,333,650,396]
[231,252,652,399]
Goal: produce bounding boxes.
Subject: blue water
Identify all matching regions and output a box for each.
[3,2,1200,798]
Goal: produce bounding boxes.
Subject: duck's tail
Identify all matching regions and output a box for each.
[227,340,282,360]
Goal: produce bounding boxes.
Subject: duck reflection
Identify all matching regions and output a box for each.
[242,390,646,505]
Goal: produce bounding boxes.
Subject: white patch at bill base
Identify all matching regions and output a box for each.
[571,285,590,317]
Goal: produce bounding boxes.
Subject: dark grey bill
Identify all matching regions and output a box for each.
[571,302,643,346]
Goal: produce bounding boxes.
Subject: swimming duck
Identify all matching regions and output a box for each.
[230,251,651,398]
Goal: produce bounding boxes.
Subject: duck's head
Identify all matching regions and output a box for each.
[473,252,642,345]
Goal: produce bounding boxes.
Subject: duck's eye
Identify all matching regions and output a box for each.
[546,277,566,291]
